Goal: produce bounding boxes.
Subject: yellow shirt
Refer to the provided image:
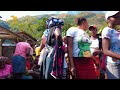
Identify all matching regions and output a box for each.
[35,47,40,56]
[32,56,36,61]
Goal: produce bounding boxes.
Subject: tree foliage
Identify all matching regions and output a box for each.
[6,12,107,42]
[7,16,48,41]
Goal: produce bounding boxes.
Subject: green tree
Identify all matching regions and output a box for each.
[7,12,107,41]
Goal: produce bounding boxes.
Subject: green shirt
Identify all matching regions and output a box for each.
[78,31,92,57]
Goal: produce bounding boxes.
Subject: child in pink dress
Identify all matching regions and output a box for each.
[0,57,12,79]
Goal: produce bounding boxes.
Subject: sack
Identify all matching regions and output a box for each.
[38,47,48,66]
[51,45,64,79]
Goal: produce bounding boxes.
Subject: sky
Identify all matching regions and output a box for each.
[0,11,106,21]
[0,11,68,21]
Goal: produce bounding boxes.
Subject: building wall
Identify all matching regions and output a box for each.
[2,46,15,60]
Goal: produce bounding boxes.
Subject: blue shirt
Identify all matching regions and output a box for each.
[102,27,120,64]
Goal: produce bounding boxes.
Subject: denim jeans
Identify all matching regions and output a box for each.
[106,62,120,79]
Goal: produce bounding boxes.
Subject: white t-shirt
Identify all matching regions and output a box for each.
[66,27,90,57]
[102,26,120,64]
[90,38,99,54]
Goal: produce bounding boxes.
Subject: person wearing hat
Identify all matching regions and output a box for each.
[89,25,101,55]
[102,11,120,79]
[89,25,104,79]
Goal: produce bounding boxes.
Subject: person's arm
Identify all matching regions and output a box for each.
[39,34,47,52]
[102,38,120,60]
[64,45,67,53]
[6,74,12,79]
[26,48,31,56]
[93,49,103,56]
[67,36,76,76]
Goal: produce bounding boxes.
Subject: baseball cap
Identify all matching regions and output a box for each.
[105,11,119,20]
[89,25,97,31]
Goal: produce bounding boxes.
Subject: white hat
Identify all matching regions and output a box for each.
[105,11,119,20]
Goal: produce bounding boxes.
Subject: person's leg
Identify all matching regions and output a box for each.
[104,72,108,79]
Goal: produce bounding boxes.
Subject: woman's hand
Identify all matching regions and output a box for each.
[69,58,76,78]
[70,66,76,77]
[93,49,102,56]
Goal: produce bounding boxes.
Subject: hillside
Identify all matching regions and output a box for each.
[57,12,106,30]
[2,12,106,41]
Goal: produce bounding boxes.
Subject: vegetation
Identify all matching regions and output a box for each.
[1,12,108,41]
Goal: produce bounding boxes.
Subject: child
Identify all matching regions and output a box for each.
[0,56,12,79]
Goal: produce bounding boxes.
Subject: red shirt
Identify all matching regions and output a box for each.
[26,60,31,70]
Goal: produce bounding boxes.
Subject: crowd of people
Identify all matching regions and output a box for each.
[0,11,120,79]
